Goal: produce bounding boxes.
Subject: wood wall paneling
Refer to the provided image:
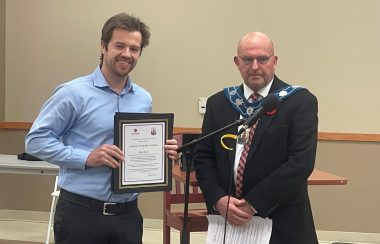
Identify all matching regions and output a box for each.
[1,122,380,142]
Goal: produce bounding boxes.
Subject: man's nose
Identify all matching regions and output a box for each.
[121,48,132,57]
[250,59,259,70]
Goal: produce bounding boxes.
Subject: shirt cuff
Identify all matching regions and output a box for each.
[249,203,258,215]
[70,148,90,169]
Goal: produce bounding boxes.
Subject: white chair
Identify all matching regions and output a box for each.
[46,176,60,244]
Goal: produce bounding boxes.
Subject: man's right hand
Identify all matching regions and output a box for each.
[86,144,124,168]
[215,196,253,225]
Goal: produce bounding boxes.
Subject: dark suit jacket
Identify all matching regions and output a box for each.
[193,76,319,244]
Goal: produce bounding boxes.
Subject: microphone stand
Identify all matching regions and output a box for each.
[177,117,246,244]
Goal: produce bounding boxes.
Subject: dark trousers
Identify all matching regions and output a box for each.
[54,195,143,244]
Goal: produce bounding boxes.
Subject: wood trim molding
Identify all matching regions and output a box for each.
[174,127,201,135]
[174,127,380,143]
[317,132,380,142]
[1,122,379,142]
[0,122,33,130]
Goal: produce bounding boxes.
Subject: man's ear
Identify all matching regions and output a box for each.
[101,41,106,54]
[233,56,239,66]
[273,55,278,67]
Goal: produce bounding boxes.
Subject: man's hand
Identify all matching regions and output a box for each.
[165,139,179,161]
[215,196,254,225]
[236,198,256,215]
[86,144,124,168]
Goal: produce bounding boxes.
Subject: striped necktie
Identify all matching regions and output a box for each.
[235,93,261,198]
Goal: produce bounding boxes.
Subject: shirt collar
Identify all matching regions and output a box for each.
[243,78,274,100]
[92,66,135,94]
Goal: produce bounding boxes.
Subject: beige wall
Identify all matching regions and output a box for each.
[310,141,380,233]
[0,0,5,121]
[3,0,380,133]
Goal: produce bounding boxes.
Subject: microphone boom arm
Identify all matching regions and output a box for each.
[177,117,246,153]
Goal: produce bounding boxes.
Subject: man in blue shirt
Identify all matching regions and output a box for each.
[25,13,178,244]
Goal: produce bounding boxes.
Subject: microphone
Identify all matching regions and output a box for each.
[237,94,280,135]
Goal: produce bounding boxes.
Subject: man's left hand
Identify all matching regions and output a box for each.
[165,139,179,161]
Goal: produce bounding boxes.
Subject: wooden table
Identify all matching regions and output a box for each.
[172,164,347,186]
[308,169,347,185]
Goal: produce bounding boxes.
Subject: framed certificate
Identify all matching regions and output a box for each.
[113,112,174,193]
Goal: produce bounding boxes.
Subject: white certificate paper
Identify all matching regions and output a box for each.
[113,112,173,193]
[122,122,165,185]
[206,215,272,244]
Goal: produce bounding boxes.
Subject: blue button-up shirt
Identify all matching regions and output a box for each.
[25,66,152,202]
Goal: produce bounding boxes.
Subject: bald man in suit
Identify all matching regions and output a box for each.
[193,32,319,243]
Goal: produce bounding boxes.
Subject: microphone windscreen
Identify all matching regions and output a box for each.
[261,94,281,112]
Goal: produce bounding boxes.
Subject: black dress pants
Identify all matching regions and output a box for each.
[54,197,143,244]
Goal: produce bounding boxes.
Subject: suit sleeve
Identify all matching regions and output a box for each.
[193,94,230,212]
